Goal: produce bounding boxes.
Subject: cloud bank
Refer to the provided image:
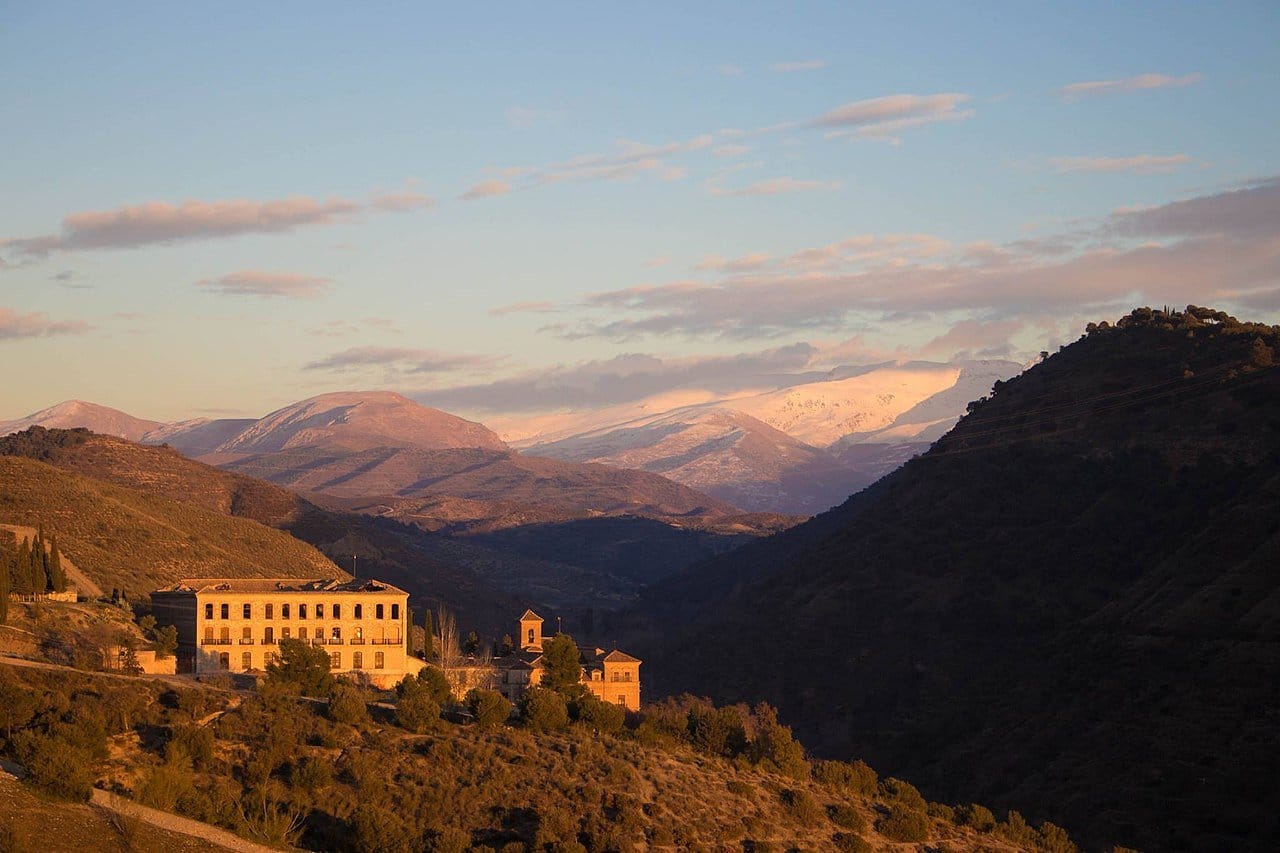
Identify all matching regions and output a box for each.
[0,307,92,340]
[303,346,499,375]
[1051,154,1192,174]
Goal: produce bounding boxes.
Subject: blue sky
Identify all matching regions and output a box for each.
[2,2,1278,421]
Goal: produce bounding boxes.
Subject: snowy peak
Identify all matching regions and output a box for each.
[214,390,508,454]
[0,400,163,441]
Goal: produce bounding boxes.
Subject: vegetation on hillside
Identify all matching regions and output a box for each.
[627,307,1280,850]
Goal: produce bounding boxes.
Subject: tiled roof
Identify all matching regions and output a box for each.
[518,608,543,622]
[152,577,408,596]
[602,649,642,664]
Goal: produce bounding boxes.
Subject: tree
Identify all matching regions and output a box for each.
[571,694,625,734]
[466,688,512,728]
[327,684,370,725]
[396,677,441,733]
[421,609,435,661]
[540,633,582,692]
[0,545,8,624]
[13,539,33,595]
[266,638,334,697]
[464,631,479,655]
[435,607,460,672]
[48,535,66,593]
[153,625,179,658]
[120,644,144,675]
[520,687,569,731]
[498,634,514,656]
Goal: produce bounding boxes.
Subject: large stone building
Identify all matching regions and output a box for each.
[494,609,641,710]
[151,577,424,688]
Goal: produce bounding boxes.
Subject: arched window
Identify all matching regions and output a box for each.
[204,626,213,642]
[333,604,341,619]
[218,652,229,670]
[374,651,385,669]
[299,603,307,619]
[265,603,273,619]
[331,626,341,640]
[527,628,534,645]
[241,652,252,670]
[282,603,290,619]
[375,603,384,619]
[354,604,362,619]
[299,627,308,640]
[316,603,324,619]
[205,603,213,619]
[281,627,291,639]
[220,603,229,619]
[330,652,341,669]
[241,627,251,641]
[264,627,274,643]
[219,626,229,642]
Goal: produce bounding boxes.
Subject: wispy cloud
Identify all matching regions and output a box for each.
[812,93,974,143]
[708,177,840,197]
[712,144,751,158]
[303,346,500,374]
[769,59,827,73]
[369,189,434,212]
[460,180,512,201]
[489,300,556,317]
[696,253,772,272]
[196,271,331,299]
[1057,72,1202,100]
[1050,154,1193,174]
[0,307,92,340]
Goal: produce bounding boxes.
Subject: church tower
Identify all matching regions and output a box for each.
[519,609,544,651]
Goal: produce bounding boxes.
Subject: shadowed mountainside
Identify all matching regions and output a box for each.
[621,307,1280,851]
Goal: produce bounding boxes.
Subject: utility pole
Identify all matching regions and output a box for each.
[352,555,357,577]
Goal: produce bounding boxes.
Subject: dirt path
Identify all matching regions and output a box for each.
[0,652,241,695]
[0,523,104,599]
[89,788,282,853]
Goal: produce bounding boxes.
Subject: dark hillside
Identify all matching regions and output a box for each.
[626,307,1280,851]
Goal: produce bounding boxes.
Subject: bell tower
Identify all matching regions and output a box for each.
[519,609,544,651]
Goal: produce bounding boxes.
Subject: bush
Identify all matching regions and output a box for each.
[396,680,442,733]
[726,779,753,797]
[956,802,997,831]
[747,704,808,779]
[13,732,94,801]
[832,833,872,853]
[780,789,824,825]
[400,666,452,706]
[467,689,512,728]
[571,694,625,733]
[877,803,929,842]
[1039,821,1078,853]
[327,684,369,726]
[878,777,926,812]
[814,759,878,796]
[829,803,866,832]
[927,801,955,822]
[520,688,569,731]
[291,755,334,791]
[266,638,333,697]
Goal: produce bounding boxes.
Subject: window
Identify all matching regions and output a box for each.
[218,652,229,670]
[241,652,252,670]
[264,627,274,643]
[331,626,341,640]
[241,627,251,640]
[220,603,229,619]
[374,651,385,669]
[623,671,632,682]
[354,603,362,619]
[204,626,213,642]
[354,626,363,640]
[299,603,307,619]
[391,604,400,620]
[375,603,384,619]
[527,628,534,645]
[333,604,341,619]
[282,603,290,619]
[205,603,213,619]
[265,603,273,619]
[219,626,229,642]
[352,651,363,669]
[299,627,308,640]
[615,695,625,705]
[330,652,341,669]
[282,628,291,639]
[265,651,277,667]
[242,603,251,619]
[316,603,324,619]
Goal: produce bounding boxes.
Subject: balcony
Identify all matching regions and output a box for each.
[201,639,232,646]
[238,639,254,645]
[349,638,365,645]
[262,638,277,645]
[310,639,328,646]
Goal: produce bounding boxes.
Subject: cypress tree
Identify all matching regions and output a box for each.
[422,610,435,661]
[0,548,9,624]
[48,536,66,593]
[29,541,46,597]
[13,539,33,596]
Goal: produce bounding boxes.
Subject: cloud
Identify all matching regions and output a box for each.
[303,346,499,374]
[712,144,750,158]
[544,177,1280,340]
[489,300,557,317]
[413,343,822,413]
[2,196,360,260]
[920,318,1025,359]
[0,307,92,340]
[308,317,402,337]
[196,271,331,299]
[1051,154,1193,174]
[643,255,672,268]
[369,189,434,212]
[460,180,512,201]
[709,177,840,197]
[1057,72,1202,100]
[769,59,827,73]
[696,253,772,272]
[812,93,974,142]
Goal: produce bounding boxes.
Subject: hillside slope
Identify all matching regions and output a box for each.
[0,400,162,442]
[0,454,344,595]
[626,307,1280,851]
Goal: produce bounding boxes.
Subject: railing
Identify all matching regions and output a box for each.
[201,639,232,646]
[262,638,277,645]
[349,638,365,645]
[238,639,254,645]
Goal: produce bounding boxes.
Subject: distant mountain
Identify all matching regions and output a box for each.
[0,400,162,442]
[143,417,256,456]
[620,307,1280,850]
[205,390,506,455]
[516,360,1023,514]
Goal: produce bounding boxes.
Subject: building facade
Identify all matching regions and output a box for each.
[493,609,642,710]
[151,577,423,688]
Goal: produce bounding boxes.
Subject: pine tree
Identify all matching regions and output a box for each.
[29,539,47,597]
[13,539,33,596]
[48,536,66,593]
[0,548,9,624]
[422,610,435,661]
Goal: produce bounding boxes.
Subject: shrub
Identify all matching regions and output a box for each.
[327,684,369,726]
[877,803,929,842]
[167,723,214,770]
[814,759,878,796]
[927,801,956,822]
[571,694,625,734]
[1039,821,1078,853]
[266,638,333,697]
[998,810,1039,847]
[400,666,452,706]
[726,779,753,797]
[396,680,442,733]
[520,688,569,731]
[780,788,824,825]
[139,754,194,811]
[291,755,334,791]
[747,703,808,779]
[13,732,94,801]
[878,777,926,812]
[828,803,866,832]
[467,689,512,728]
[956,802,997,831]
[832,833,872,853]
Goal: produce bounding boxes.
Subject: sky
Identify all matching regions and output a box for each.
[2,1,1278,423]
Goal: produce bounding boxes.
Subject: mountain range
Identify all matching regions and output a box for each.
[618,307,1280,850]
